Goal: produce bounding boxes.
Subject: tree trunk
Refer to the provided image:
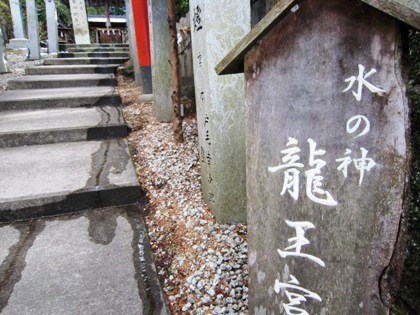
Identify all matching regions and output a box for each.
[167,0,184,143]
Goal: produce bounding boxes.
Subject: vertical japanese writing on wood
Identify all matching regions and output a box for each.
[270,62,385,314]
[277,220,325,267]
[342,64,385,101]
[274,220,324,314]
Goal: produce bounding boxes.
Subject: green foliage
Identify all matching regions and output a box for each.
[0,0,9,12]
[86,5,106,15]
[56,0,72,26]
[86,5,125,16]
[0,0,12,40]
[175,0,189,19]
[110,5,125,15]
[36,0,47,39]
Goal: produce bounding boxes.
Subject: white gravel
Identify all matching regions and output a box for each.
[121,91,249,314]
[0,49,51,92]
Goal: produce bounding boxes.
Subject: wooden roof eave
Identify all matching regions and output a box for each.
[360,0,420,30]
[215,0,420,76]
[215,0,299,75]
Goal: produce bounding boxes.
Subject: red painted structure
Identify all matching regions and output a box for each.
[130,0,151,68]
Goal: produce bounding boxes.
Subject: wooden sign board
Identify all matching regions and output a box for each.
[245,0,409,313]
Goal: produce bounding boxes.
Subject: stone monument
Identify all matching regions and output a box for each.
[189,0,250,223]
[69,0,90,44]
[148,0,172,122]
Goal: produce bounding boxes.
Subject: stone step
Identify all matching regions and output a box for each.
[59,44,129,52]
[62,43,129,49]
[0,204,169,314]
[67,47,130,53]
[0,139,141,222]
[7,73,116,89]
[58,52,130,58]
[25,64,120,75]
[0,87,121,111]
[0,106,127,147]
[43,57,129,65]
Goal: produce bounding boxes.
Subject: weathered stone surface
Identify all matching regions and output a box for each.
[0,29,8,73]
[245,1,409,314]
[26,0,40,60]
[8,0,25,39]
[189,0,250,223]
[0,207,170,315]
[0,226,19,263]
[69,0,90,44]
[178,13,194,99]
[0,140,141,222]
[148,0,172,122]
[45,0,59,54]
[6,39,28,50]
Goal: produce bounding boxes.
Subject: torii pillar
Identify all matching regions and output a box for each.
[7,0,28,49]
[26,0,40,59]
[46,0,59,54]
[131,0,153,96]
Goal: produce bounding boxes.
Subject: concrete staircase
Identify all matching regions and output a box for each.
[0,43,142,222]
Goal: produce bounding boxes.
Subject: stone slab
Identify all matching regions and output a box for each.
[62,44,129,50]
[149,0,172,122]
[189,0,250,223]
[67,47,130,52]
[6,38,28,49]
[0,140,141,221]
[7,73,116,89]
[0,87,121,111]
[25,64,120,75]
[58,52,130,58]
[139,94,154,102]
[0,225,19,263]
[0,106,127,147]
[43,57,129,65]
[0,206,169,314]
[69,0,89,44]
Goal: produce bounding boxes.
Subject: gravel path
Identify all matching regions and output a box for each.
[118,75,249,315]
